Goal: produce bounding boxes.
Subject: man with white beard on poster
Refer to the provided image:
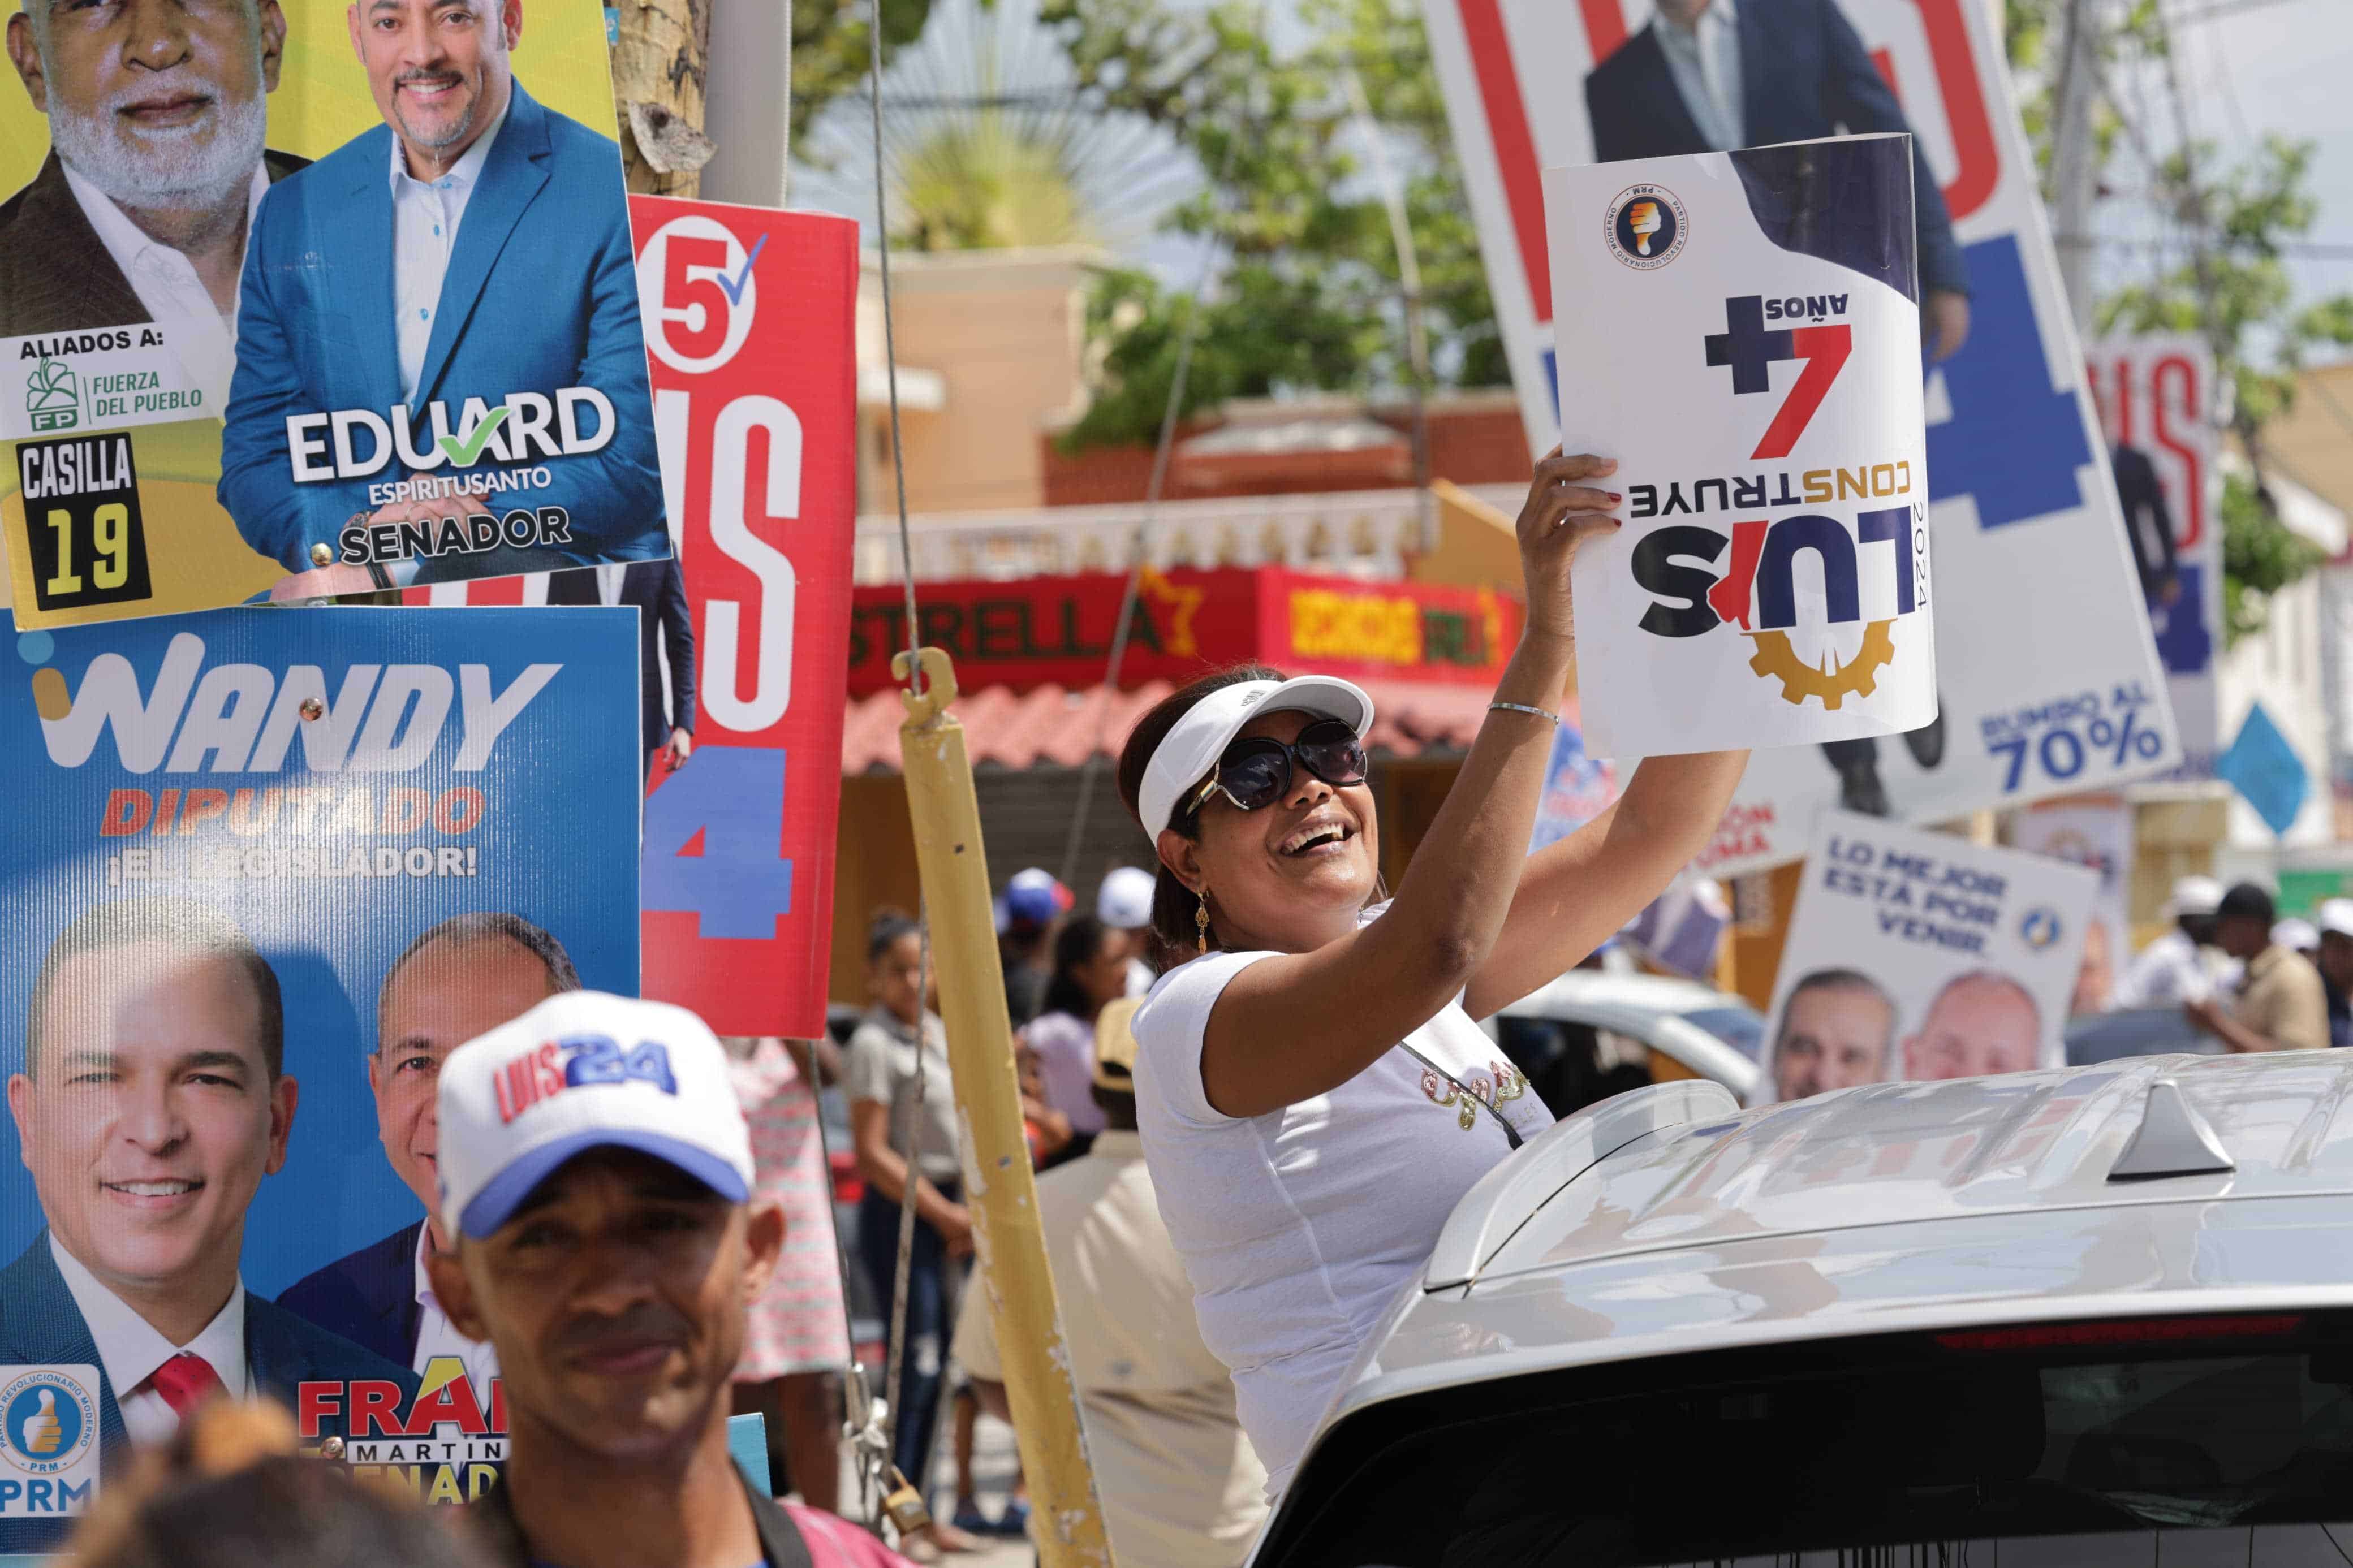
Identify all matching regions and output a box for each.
[0,0,305,398]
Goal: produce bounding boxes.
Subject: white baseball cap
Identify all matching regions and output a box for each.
[436,991,755,1242]
[2274,917,2320,953]
[1136,676,1375,837]
[2317,899,2353,940]
[1096,866,1157,930]
[2165,875,2224,919]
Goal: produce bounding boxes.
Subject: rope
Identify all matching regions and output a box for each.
[868,0,939,1526]
[1053,58,1260,892]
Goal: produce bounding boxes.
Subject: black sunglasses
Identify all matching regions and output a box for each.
[1182,718,1370,818]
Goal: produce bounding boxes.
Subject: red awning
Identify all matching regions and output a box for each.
[842,677,1548,775]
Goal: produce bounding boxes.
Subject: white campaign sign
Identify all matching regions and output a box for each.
[1757,813,2097,1105]
[2086,335,2222,775]
[1424,0,2179,862]
[1548,137,1933,755]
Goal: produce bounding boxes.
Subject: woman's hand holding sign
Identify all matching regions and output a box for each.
[1514,447,1623,645]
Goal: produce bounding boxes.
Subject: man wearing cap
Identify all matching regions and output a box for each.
[2313,899,2353,1048]
[1096,866,1161,997]
[2114,875,2230,1008]
[2186,883,2330,1055]
[996,868,1072,1030]
[952,998,1268,1568]
[434,991,903,1568]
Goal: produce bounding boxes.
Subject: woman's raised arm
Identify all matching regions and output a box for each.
[1188,453,1621,1118]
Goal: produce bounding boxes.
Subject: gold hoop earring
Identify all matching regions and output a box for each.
[1196,894,1212,956]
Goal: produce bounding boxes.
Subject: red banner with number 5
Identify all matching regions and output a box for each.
[628,197,856,1038]
[407,200,858,1036]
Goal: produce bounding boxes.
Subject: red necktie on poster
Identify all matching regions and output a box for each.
[148,1353,225,1420]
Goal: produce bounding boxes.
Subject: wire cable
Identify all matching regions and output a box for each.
[865,0,941,1530]
[1052,11,1268,893]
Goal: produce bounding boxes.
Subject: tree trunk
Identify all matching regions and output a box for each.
[611,0,715,197]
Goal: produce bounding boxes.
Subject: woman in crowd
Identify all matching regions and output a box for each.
[1119,451,1748,1499]
[1019,914,1137,1164]
[843,914,982,1552]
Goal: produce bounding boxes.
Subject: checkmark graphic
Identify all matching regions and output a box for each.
[714,234,768,307]
[439,404,511,467]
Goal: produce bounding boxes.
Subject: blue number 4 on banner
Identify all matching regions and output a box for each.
[643,747,795,939]
[1925,234,2091,530]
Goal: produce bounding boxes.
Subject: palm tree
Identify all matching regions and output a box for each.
[795,0,1188,254]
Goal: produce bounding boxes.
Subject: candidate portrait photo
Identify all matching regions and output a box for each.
[217,0,668,593]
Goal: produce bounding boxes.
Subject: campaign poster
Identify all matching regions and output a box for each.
[0,0,671,628]
[1757,813,2096,1105]
[1546,136,1934,757]
[0,607,637,1548]
[1424,0,2179,855]
[1528,716,1619,853]
[2009,797,2134,1014]
[2087,336,2222,775]
[409,197,859,1039]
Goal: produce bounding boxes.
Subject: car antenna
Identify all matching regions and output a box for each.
[2108,1077,2235,1182]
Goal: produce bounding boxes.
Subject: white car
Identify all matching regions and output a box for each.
[1249,1051,2353,1567]
[1486,969,1764,1109]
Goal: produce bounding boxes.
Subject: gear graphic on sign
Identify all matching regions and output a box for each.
[1746,620,1897,710]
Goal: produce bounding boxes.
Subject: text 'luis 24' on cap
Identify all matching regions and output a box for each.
[436,991,755,1242]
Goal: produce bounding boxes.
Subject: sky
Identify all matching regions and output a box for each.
[2102,0,2353,320]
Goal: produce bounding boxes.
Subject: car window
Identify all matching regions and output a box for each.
[1253,1314,2353,1568]
[1677,1004,1764,1061]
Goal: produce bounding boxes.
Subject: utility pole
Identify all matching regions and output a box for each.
[613,0,719,195]
[2048,0,2104,331]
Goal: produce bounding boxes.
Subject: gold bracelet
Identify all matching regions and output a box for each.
[1488,701,1559,726]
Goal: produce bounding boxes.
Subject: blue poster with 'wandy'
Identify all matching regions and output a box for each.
[0,607,637,1549]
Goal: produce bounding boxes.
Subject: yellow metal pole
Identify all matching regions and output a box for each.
[893,647,1112,1568]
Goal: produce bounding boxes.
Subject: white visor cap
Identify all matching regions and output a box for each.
[1137,676,1376,837]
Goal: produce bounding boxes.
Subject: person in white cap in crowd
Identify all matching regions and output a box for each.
[1110,451,1748,1498]
[2113,874,2230,1008]
[1095,866,1162,996]
[995,868,1074,1030]
[955,997,1269,1567]
[2312,899,2353,1049]
[432,991,916,1568]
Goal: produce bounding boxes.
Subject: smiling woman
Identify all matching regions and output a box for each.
[1115,450,1751,1501]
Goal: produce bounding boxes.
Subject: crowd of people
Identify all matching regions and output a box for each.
[2112,875,2342,1052]
[40,442,2324,1568]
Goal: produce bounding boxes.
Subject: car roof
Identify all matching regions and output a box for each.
[1476,1050,2353,1281]
[1497,968,1747,1019]
[1295,1052,2353,1485]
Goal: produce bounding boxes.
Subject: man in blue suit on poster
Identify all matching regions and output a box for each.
[0,900,414,1548]
[219,0,665,592]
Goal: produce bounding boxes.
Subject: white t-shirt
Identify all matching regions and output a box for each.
[1131,911,1551,1498]
[2115,930,2225,1007]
